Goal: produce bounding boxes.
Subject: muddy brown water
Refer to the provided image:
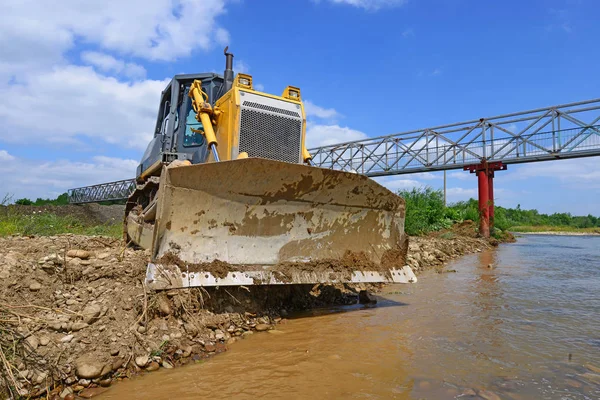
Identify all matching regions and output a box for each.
[101,235,600,399]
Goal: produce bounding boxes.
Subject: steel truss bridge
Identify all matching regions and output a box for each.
[68,98,600,204]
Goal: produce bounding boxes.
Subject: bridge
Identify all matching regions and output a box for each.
[68,97,600,236]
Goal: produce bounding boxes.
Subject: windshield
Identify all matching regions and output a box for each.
[183,100,205,147]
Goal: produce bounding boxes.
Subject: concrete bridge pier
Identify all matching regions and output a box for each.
[464,161,506,238]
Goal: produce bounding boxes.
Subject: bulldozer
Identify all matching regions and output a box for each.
[125,48,416,290]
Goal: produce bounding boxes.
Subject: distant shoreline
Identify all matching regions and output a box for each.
[511,231,600,236]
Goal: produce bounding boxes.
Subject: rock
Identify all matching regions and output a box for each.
[358,290,377,304]
[60,334,74,343]
[137,325,147,334]
[255,324,271,332]
[99,378,112,387]
[25,335,39,350]
[110,347,120,356]
[82,304,102,325]
[182,345,193,358]
[111,357,125,371]
[40,336,50,346]
[156,294,172,316]
[461,388,477,396]
[100,363,112,376]
[78,387,109,398]
[60,387,73,399]
[226,337,237,345]
[71,322,89,331]
[204,344,216,352]
[268,330,285,335]
[241,331,254,337]
[162,361,173,369]
[96,252,110,260]
[66,299,78,306]
[146,361,160,372]
[67,249,91,259]
[478,389,501,400]
[78,378,91,387]
[64,394,75,400]
[75,357,104,379]
[135,355,149,368]
[35,371,48,384]
[29,281,42,291]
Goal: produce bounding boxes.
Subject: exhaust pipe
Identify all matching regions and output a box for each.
[223,46,234,93]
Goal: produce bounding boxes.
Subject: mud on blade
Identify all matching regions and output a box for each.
[145,158,415,288]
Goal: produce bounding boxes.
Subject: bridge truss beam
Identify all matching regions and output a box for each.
[68,98,600,204]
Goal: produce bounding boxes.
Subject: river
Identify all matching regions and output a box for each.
[101,235,600,399]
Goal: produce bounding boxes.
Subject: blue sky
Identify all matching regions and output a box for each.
[1,0,599,215]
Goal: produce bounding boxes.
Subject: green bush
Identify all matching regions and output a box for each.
[398,187,453,235]
[15,198,34,205]
[397,187,599,236]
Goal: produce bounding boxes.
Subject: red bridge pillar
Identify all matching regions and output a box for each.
[463,161,506,238]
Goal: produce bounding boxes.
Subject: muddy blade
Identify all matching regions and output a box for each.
[146,263,417,289]
[147,158,413,288]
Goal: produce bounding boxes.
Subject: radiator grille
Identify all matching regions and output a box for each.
[239,102,302,163]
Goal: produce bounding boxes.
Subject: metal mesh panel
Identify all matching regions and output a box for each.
[239,106,302,163]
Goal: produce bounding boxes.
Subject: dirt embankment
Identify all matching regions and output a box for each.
[0,221,498,399]
[406,221,497,275]
[0,235,361,399]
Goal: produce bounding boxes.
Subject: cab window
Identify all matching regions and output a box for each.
[183,101,205,147]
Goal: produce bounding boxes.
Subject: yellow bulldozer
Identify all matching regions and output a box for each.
[124,48,416,290]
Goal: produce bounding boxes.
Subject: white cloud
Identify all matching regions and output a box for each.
[254,83,265,91]
[327,0,409,11]
[306,124,368,148]
[513,158,600,186]
[0,150,15,162]
[0,65,168,150]
[402,28,414,38]
[234,60,250,74]
[81,51,147,79]
[431,68,442,76]
[446,187,477,198]
[374,176,423,192]
[304,100,340,120]
[0,154,137,200]
[0,0,230,63]
[448,171,472,180]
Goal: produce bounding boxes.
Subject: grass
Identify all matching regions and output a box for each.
[509,225,600,234]
[0,212,122,238]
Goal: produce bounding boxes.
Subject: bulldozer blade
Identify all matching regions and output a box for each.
[146,263,416,289]
[147,158,412,288]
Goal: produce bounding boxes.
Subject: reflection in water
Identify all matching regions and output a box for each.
[102,236,600,400]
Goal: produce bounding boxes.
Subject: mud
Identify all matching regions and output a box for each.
[158,245,407,282]
[157,252,252,279]
[275,250,383,282]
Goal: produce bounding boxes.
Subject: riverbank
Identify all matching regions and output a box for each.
[0,223,497,399]
[515,231,600,236]
[509,225,600,235]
